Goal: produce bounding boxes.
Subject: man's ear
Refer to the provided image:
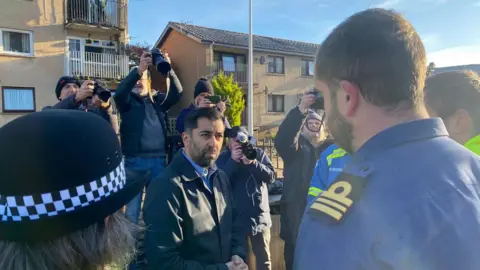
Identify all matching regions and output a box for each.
[181,131,190,147]
[340,80,360,117]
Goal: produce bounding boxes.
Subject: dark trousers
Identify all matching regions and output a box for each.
[284,240,295,270]
[245,228,272,270]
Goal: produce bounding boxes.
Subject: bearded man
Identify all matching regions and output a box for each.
[143,107,247,270]
[294,8,480,270]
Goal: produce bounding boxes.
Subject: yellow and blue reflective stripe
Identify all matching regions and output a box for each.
[326,148,347,166]
[308,187,323,197]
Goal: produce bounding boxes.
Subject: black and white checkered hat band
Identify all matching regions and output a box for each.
[0,161,126,222]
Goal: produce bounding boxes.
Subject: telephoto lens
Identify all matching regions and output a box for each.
[151,48,171,75]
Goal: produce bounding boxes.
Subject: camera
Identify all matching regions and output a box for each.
[151,48,171,75]
[307,89,325,110]
[225,128,258,160]
[92,82,112,103]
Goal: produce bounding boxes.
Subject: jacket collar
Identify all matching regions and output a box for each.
[354,118,449,160]
[171,151,199,181]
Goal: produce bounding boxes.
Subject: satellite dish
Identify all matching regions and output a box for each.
[259,56,266,65]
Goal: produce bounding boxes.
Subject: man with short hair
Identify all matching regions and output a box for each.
[294,8,480,270]
[144,107,247,270]
[425,70,480,155]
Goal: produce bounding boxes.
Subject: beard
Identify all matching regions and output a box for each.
[187,140,218,167]
[326,92,355,154]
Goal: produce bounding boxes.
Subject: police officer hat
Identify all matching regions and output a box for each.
[0,110,145,242]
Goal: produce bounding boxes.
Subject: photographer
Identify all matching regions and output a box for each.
[176,77,231,134]
[44,76,118,133]
[217,126,276,270]
[274,91,332,270]
[114,51,182,223]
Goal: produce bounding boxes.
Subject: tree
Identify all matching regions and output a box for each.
[427,62,436,76]
[211,72,246,126]
[125,42,151,67]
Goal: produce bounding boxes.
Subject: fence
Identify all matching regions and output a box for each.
[69,51,129,79]
[66,0,126,29]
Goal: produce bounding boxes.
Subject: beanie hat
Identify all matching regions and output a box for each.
[0,110,146,242]
[306,109,324,122]
[194,77,214,99]
[55,76,80,100]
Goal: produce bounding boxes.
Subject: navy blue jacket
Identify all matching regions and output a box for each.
[217,148,276,235]
[114,67,182,158]
[294,118,480,270]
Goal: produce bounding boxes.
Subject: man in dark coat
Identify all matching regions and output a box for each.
[44,76,119,134]
[217,126,276,270]
[144,107,247,270]
[274,92,332,270]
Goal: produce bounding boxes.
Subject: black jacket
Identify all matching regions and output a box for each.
[43,94,119,134]
[216,148,276,235]
[274,106,332,244]
[114,67,182,158]
[143,152,246,270]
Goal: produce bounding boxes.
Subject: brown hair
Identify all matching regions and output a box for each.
[425,70,480,127]
[0,211,140,270]
[315,8,427,110]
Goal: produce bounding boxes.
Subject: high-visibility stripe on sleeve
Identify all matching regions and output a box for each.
[326,148,347,166]
[308,187,323,197]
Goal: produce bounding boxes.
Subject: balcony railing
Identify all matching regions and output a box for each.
[66,0,126,29]
[68,51,129,79]
[210,62,248,84]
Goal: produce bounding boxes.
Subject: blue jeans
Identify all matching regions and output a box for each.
[124,156,166,225]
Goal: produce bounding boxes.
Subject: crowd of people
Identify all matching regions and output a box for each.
[0,7,479,270]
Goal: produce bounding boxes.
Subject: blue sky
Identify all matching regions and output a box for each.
[128,0,480,67]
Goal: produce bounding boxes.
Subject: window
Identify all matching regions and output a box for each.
[0,28,33,56]
[301,59,314,76]
[268,94,285,112]
[2,87,35,112]
[267,56,284,74]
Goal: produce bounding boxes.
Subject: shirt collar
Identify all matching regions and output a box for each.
[181,149,217,179]
[354,118,449,161]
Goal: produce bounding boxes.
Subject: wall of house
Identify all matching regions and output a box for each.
[155,30,210,116]
[0,0,66,126]
[252,52,315,132]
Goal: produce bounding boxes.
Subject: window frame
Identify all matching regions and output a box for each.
[268,94,285,113]
[1,86,36,113]
[301,59,315,76]
[0,28,34,57]
[267,55,285,74]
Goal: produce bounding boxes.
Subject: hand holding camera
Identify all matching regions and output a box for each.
[231,145,243,162]
[138,52,152,75]
[198,97,215,108]
[75,80,94,103]
[299,89,325,113]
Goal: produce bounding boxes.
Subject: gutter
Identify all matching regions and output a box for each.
[203,41,316,57]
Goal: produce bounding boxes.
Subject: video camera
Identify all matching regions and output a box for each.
[150,48,171,75]
[306,89,325,110]
[225,128,258,160]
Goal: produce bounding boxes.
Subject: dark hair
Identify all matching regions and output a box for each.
[315,8,426,109]
[184,107,223,134]
[425,70,480,127]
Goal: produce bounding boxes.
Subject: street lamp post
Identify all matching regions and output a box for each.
[247,0,254,134]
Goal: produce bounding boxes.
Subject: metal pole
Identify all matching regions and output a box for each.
[247,0,254,134]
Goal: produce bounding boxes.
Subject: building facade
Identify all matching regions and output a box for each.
[154,22,319,137]
[0,0,129,126]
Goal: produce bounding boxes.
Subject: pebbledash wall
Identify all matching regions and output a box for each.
[0,0,65,126]
[0,0,129,127]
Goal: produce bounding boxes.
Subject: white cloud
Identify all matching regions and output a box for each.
[421,33,441,50]
[427,46,480,67]
[372,0,403,9]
